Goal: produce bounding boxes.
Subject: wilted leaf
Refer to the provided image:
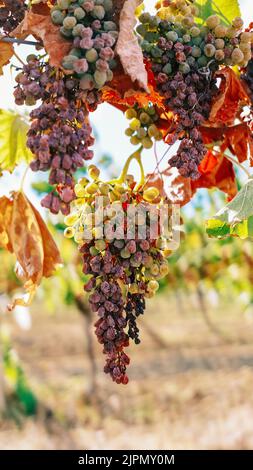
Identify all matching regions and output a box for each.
[0,109,33,172]
[195,0,241,24]
[201,122,252,164]
[168,151,237,207]
[116,0,148,91]
[208,68,249,126]
[11,10,72,68]
[192,151,237,199]
[206,178,253,239]
[0,40,14,75]
[0,191,62,309]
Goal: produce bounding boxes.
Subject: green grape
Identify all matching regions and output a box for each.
[139,112,150,125]
[130,135,141,145]
[191,36,202,46]
[190,26,201,37]
[62,54,77,69]
[136,24,147,36]
[166,31,178,42]
[26,54,37,62]
[60,26,73,37]
[187,56,196,66]
[183,34,191,43]
[129,118,141,131]
[106,70,113,82]
[95,0,104,5]
[120,248,131,259]
[104,21,117,31]
[179,62,190,74]
[91,5,105,19]
[151,46,163,58]
[162,63,172,74]
[103,0,113,11]
[63,16,77,29]
[137,128,147,139]
[94,70,107,87]
[149,16,160,28]
[74,7,86,20]
[79,73,95,90]
[146,106,156,116]
[95,240,106,252]
[72,23,85,36]
[57,0,70,9]
[191,46,201,58]
[125,128,134,137]
[51,10,65,25]
[139,12,152,24]
[144,31,160,42]
[197,55,208,67]
[141,40,152,53]
[148,124,158,138]
[125,108,137,119]
[142,137,153,149]
[85,48,98,62]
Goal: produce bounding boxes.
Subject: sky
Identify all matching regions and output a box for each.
[0,0,252,208]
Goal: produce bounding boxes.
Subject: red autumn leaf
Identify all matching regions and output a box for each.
[201,122,252,164]
[208,67,249,126]
[191,151,237,199]
[11,9,72,68]
[168,151,237,207]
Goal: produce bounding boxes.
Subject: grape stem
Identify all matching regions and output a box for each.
[109,146,145,187]
[0,37,43,47]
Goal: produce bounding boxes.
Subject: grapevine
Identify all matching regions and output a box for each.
[0,0,252,384]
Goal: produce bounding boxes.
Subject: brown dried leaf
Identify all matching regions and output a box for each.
[116,0,148,92]
[0,40,14,75]
[11,10,72,68]
[0,191,62,309]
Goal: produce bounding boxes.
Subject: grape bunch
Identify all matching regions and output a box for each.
[241,24,253,103]
[137,4,252,178]
[14,55,94,215]
[50,0,118,108]
[64,164,171,383]
[125,103,163,149]
[0,0,27,35]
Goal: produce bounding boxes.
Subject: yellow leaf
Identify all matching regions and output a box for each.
[0,191,62,309]
[0,40,14,75]
[0,109,33,172]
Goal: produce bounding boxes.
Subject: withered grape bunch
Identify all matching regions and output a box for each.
[64,165,171,383]
[137,1,252,178]
[14,55,94,215]
[0,0,27,34]
[51,0,118,107]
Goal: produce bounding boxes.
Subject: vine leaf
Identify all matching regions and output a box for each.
[0,109,33,173]
[116,0,149,92]
[0,41,14,75]
[195,0,241,24]
[0,191,62,310]
[206,179,253,239]
[11,9,72,68]
[208,68,250,126]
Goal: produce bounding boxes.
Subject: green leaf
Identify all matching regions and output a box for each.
[0,109,33,173]
[195,0,241,25]
[206,179,253,239]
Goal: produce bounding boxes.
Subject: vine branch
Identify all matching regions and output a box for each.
[0,37,43,47]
